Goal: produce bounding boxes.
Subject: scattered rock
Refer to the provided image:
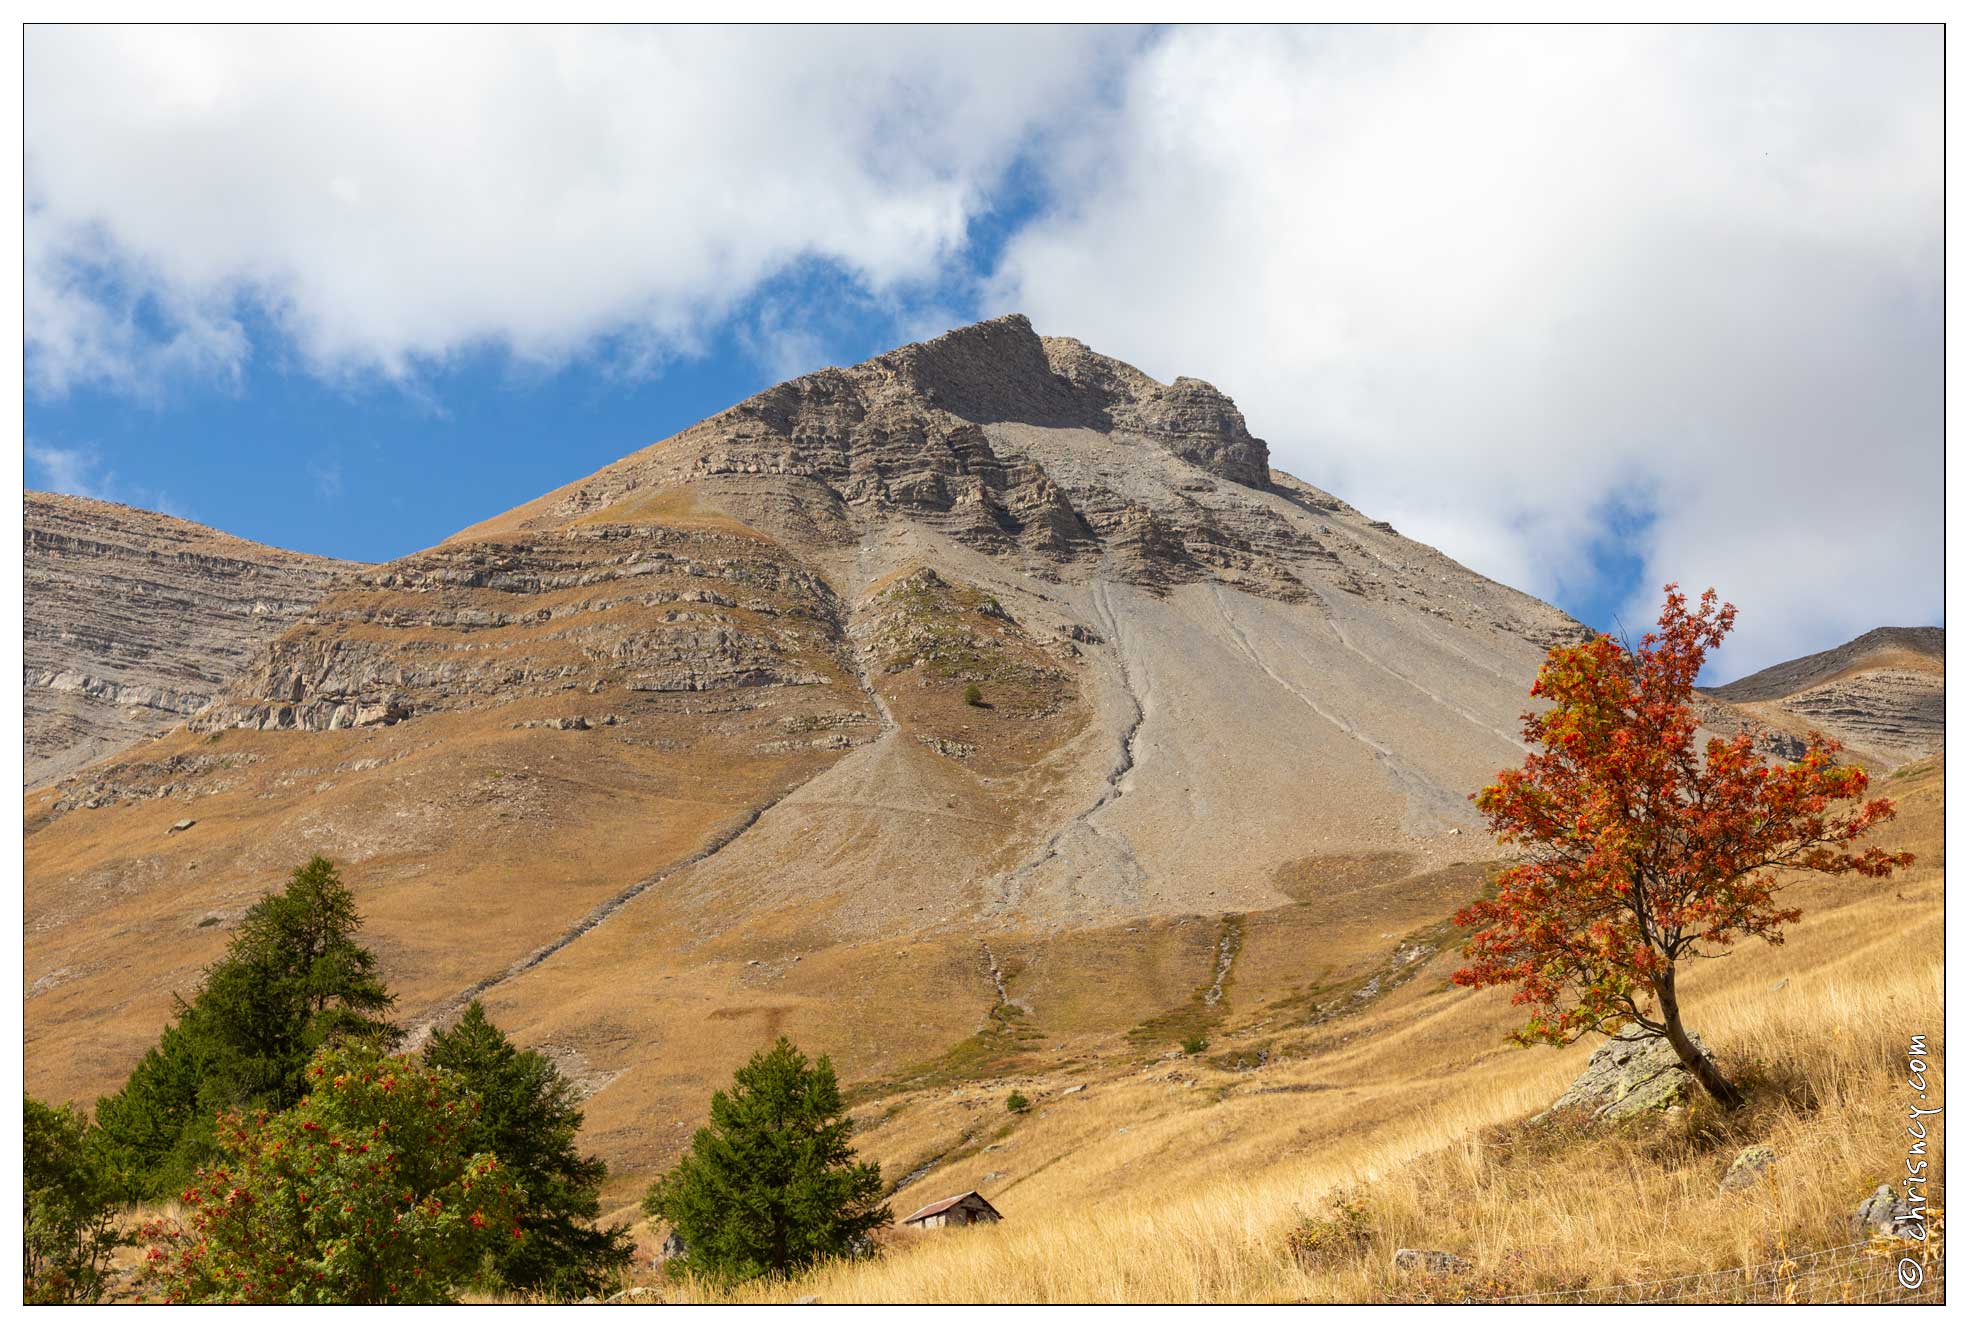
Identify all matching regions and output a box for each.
[921,736,978,761]
[1770,978,1789,992]
[1542,1025,1711,1121]
[1852,1184,1915,1237]
[167,818,196,834]
[793,1295,821,1305]
[1719,1145,1777,1193]
[604,1286,662,1304]
[659,1230,685,1260]
[1058,1084,1086,1096]
[1394,1248,1471,1275]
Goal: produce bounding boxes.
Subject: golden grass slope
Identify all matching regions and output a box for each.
[676,757,1943,1304]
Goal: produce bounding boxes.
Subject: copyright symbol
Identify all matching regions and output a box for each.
[1897,1258,1923,1289]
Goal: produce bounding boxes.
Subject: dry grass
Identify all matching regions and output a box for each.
[673,766,1944,1304]
[694,958,1939,1304]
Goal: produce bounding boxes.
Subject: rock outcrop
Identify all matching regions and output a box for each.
[23,492,368,788]
[1543,1025,1711,1120]
[462,315,1587,638]
[1393,1249,1472,1275]
[190,523,850,736]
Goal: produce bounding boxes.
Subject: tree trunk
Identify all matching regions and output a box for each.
[1656,967,1744,1110]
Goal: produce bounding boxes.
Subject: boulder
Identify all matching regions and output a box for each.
[659,1230,685,1260]
[1394,1249,1472,1275]
[167,818,196,834]
[1543,1025,1711,1121]
[1719,1144,1777,1193]
[1852,1184,1914,1237]
[354,697,412,727]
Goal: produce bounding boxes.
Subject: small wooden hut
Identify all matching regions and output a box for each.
[900,1191,1003,1231]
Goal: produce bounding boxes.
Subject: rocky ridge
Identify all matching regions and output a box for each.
[189,522,855,736]
[461,315,1583,639]
[1701,626,1944,766]
[23,492,369,788]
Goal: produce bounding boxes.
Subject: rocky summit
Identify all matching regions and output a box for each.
[21,316,1932,1208]
[23,492,368,790]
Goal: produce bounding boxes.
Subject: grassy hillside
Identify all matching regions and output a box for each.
[660,757,1944,1304]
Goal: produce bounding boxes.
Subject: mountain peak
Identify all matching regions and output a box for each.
[707,315,1269,495]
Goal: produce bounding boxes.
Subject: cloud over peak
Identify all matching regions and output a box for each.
[25,24,1941,676]
[27,24,1132,390]
[990,24,1941,675]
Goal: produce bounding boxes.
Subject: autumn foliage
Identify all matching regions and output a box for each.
[1453,586,1912,1106]
[135,1041,522,1304]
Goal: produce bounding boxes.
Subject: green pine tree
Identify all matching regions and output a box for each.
[642,1037,890,1283]
[93,857,398,1197]
[89,1009,225,1198]
[423,1001,634,1300]
[197,855,398,1106]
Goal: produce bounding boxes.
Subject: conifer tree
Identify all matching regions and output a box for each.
[423,1001,633,1299]
[642,1037,889,1282]
[94,857,397,1196]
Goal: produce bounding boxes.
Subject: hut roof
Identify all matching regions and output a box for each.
[901,1191,1001,1224]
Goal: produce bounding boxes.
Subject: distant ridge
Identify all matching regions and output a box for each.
[1706,626,1943,702]
[22,491,369,788]
[1701,625,1943,766]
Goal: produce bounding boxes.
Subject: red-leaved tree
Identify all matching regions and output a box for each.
[1453,585,1913,1108]
[135,1041,521,1304]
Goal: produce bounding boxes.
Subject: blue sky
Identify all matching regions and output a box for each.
[23,25,1942,677]
[26,266,969,565]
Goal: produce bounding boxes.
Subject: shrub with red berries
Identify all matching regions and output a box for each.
[134,1041,523,1304]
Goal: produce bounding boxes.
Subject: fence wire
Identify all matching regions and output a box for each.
[1496,1237,1942,1305]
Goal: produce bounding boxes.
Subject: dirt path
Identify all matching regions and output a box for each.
[405,792,796,1046]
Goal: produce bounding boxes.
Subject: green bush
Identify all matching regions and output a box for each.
[1181,1036,1209,1056]
[424,1001,633,1300]
[25,1096,123,1304]
[95,857,398,1198]
[1005,1090,1031,1115]
[963,683,984,707]
[643,1037,890,1283]
[134,1041,520,1305]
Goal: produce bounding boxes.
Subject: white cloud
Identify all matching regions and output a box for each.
[26,24,1134,391]
[25,25,1941,676]
[990,25,1941,676]
[27,441,188,517]
[25,443,105,499]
